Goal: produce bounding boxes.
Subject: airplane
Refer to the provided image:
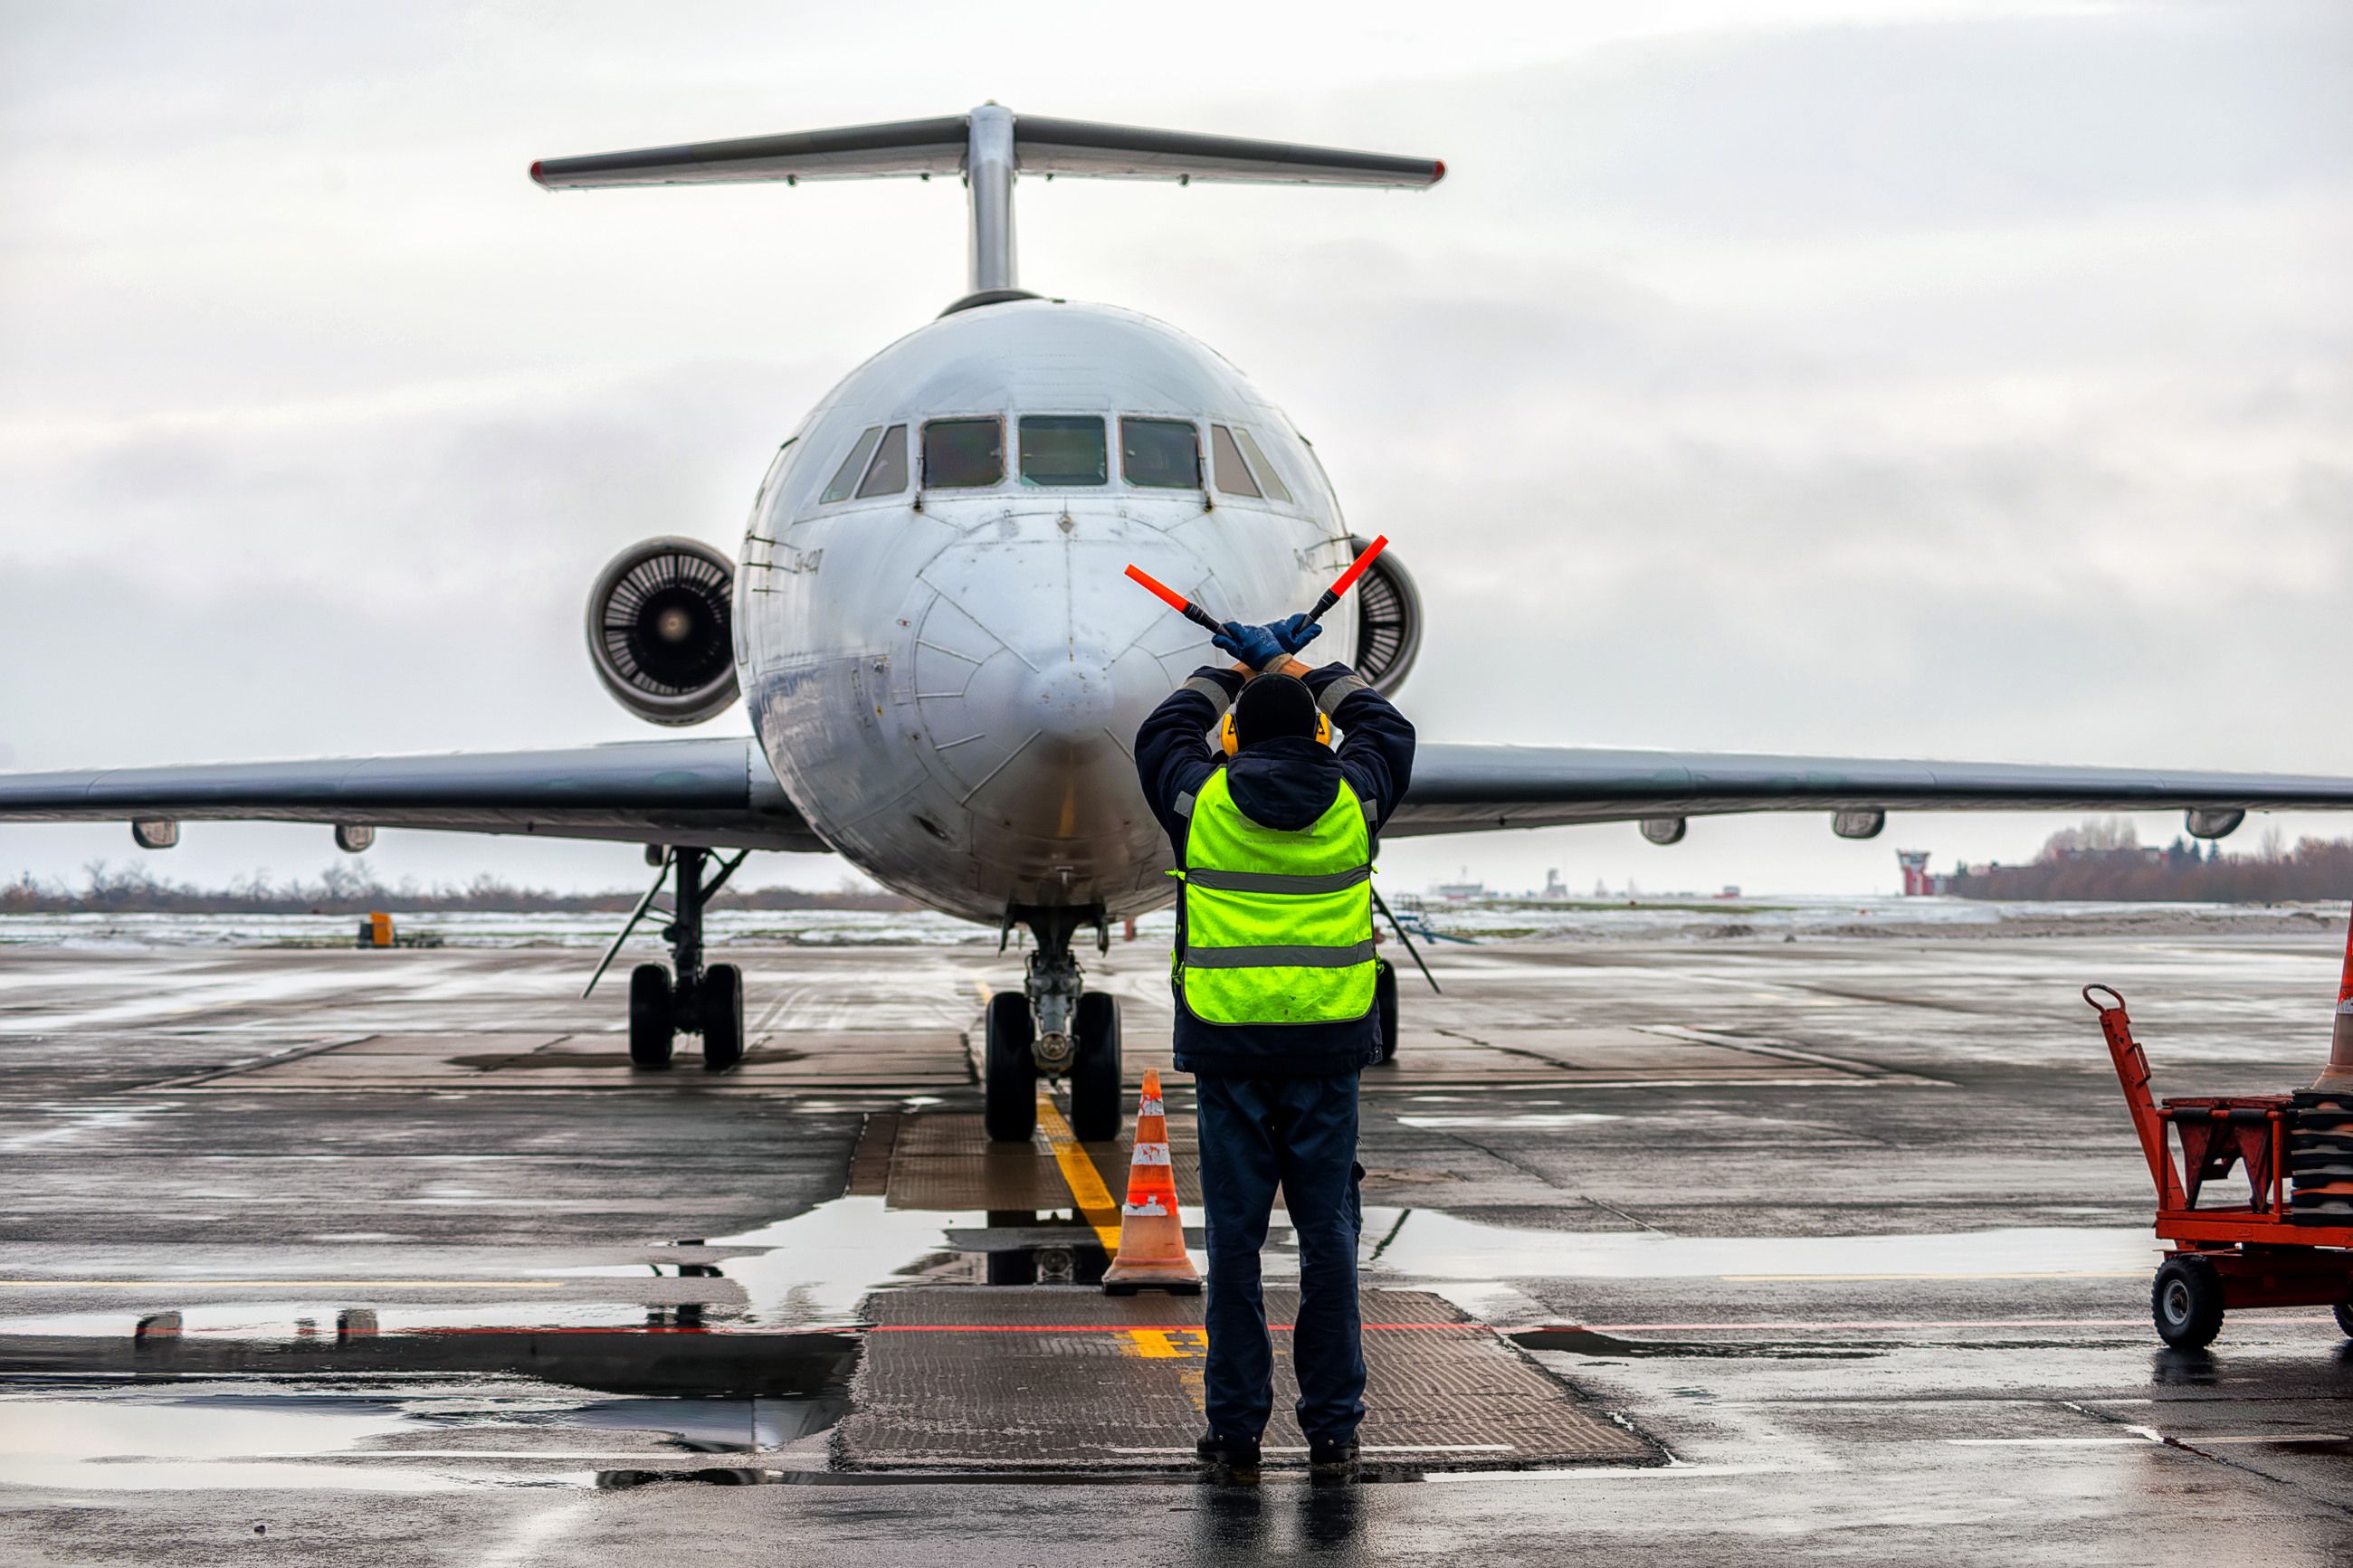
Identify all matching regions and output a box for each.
[7,106,2352,1145]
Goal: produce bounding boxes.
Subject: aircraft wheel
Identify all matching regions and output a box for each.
[2152,1254,2224,1350]
[2333,1299,2353,1339]
[1373,959,1399,1066]
[984,991,1036,1143]
[700,963,745,1072]
[1070,993,1123,1142]
[628,964,675,1069]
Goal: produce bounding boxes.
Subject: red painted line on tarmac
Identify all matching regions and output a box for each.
[1561,1318,2152,1333]
[865,1322,1477,1334]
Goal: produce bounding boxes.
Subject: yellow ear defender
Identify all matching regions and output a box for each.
[1220,708,1331,756]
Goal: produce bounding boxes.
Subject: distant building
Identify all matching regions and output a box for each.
[1896,850,1939,897]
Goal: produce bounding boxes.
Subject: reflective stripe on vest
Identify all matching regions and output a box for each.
[1184,940,1378,970]
[1185,867,1371,896]
[1177,767,1376,1027]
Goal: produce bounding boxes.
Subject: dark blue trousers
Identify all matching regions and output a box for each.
[1194,1072,1366,1446]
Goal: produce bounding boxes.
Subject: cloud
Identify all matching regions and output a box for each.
[3,1,2348,898]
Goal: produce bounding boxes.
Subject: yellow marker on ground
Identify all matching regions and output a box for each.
[1035,1092,1123,1252]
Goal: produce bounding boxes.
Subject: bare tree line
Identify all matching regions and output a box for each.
[1949,820,2353,902]
[0,860,914,915]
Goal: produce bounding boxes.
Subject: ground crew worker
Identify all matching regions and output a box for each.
[1133,613,1415,1478]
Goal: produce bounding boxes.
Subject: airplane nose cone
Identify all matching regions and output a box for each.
[1024,660,1117,742]
[904,525,1218,886]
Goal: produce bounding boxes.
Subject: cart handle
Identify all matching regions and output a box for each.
[2082,984,2125,1014]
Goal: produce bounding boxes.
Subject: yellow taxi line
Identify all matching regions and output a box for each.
[1035,1092,1124,1252]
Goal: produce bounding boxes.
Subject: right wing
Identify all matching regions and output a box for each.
[0,736,824,852]
[1390,744,2353,836]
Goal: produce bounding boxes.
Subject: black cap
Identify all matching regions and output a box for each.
[1233,672,1319,749]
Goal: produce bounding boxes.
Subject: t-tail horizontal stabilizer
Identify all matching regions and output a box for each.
[529,105,1444,295]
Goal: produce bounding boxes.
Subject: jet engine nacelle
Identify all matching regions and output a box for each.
[586,537,740,727]
[1348,537,1423,696]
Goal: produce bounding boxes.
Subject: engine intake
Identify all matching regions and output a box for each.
[586,537,740,726]
[1348,537,1422,695]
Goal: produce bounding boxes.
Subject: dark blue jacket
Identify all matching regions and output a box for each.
[1134,662,1416,1078]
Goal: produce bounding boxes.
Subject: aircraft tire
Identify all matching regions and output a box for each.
[984,991,1037,1143]
[1373,959,1399,1066]
[2334,1299,2353,1339]
[700,963,745,1072]
[1070,993,1122,1142]
[628,964,675,1069]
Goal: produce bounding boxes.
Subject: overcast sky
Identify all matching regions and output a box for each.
[2,0,2348,900]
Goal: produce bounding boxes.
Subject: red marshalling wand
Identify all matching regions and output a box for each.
[1302,535,1388,630]
[1121,565,1227,635]
[1122,535,1390,635]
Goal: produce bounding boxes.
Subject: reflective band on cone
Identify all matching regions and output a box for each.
[1101,1069,1201,1295]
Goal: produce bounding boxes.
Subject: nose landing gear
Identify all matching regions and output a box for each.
[984,908,1122,1144]
[590,845,748,1072]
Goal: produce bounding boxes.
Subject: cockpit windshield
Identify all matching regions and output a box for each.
[1019,416,1107,486]
[856,425,908,497]
[1121,418,1201,489]
[1224,425,1292,504]
[923,418,1003,489]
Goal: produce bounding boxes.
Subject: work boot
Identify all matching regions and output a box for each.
[1196,1431,1261,1472]
[1307,1435,1359,1480]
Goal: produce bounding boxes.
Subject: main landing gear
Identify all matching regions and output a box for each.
[591,845,747,1073]
[985,908,1121,1145]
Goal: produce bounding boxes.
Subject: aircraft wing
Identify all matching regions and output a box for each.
[0,737,825,852]
[1388,744,2353,838]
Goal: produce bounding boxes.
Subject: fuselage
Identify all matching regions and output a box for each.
[738,299,1358,925]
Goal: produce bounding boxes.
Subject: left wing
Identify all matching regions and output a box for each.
[0,737,824,852]
[1391,744,2353,837]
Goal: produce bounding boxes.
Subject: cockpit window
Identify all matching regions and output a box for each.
[855,423,908,498]
[1121,417,1201,489]
[1209,425,1261,499]
[821,427,883,504]
[1019,416,1108,487]
[1230,426,1292,504]
[922,417,1004,489]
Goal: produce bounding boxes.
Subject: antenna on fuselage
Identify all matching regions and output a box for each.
[530,106,1444,302]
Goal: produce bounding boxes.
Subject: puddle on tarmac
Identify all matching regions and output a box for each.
[1362,1211,2165,1282]
[0,1394,449,1492]
[705,1195,985,1324]
[0,1383,853,1492]
[1396,1114,1624,1130]
[1512,1326,1881,1360]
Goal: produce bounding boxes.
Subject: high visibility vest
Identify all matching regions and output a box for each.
[1175,767,1377,1026]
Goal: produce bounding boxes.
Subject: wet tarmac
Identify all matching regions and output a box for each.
[1,927,2349,1563]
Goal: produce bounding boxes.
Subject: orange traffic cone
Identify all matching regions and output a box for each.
[1101,1070,1202,1296]
[2312,909,2353,1094]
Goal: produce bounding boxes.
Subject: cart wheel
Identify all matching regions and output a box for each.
[2152,1255,2224,1350]
[2333,1300,2353,1339]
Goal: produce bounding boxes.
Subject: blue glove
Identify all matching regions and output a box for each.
[1213,620,1288,670]
[1272,613,1323,655]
